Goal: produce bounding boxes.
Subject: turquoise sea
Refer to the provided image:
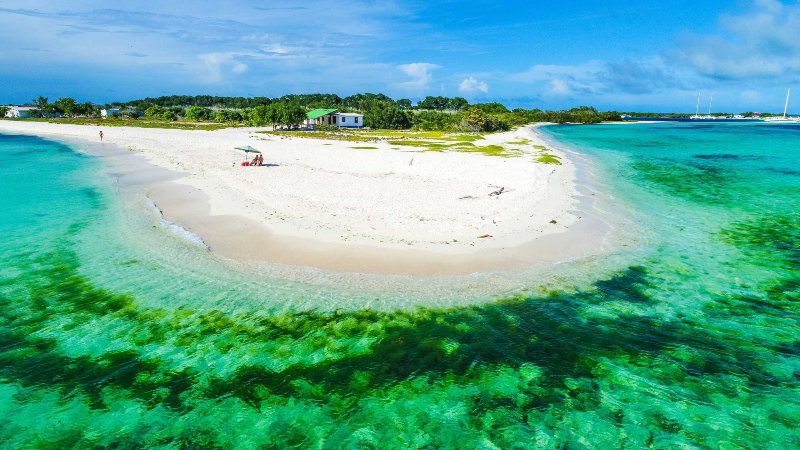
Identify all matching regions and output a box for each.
[0,122,798,448]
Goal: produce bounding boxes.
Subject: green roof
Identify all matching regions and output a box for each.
[306,108,337,119]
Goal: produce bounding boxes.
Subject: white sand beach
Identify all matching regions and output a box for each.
[0,120,606,275]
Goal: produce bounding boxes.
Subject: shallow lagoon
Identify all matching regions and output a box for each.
[0,123,798,448]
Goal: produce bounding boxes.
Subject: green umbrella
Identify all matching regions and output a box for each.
[234,145,261,162]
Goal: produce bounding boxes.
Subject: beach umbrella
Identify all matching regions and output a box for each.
[234,145,261,161]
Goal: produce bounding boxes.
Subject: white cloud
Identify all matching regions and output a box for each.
[198,53,248,83]
[548,79,571,96]
[509,62,607,97]
[675,0,800,81]
[740,89,765,104]
[508,62,602,83]
[458,76,489,94]
[397,62,440,91]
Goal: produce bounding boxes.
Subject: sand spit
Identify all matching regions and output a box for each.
[0,120,606,275]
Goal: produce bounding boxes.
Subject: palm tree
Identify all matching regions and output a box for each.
[32,96,50,118]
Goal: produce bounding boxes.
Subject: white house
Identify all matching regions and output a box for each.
[334,112,364,128]
[4,106,38,118]
[101,108,121,117]
[305,109,364,129]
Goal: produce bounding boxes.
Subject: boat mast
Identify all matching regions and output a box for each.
[783,88,790,119]
[695,93,700,118]
[708,94,713,116]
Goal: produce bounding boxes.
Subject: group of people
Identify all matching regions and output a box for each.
[249,154,264,166]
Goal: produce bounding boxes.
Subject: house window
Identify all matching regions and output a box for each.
[342,116,346,123]
[355,116,359,124]
[332,116,336,123]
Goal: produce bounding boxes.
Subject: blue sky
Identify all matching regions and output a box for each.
[1,0,799,112]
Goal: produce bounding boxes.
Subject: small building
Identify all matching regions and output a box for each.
[335,113,364,128]
[305,109,364,129]
[4,106,38,118]
[101,108,121,117]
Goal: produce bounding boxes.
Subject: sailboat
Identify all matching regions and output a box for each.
[690,93,716,120]
[708,94,713,118]
[692,93,701,119]
[764,89,800,122]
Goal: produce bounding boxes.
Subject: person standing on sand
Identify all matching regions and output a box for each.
[99,130,104,141]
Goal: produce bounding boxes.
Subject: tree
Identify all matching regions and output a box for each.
[566,106,602,123]
[460,106,489,132]
[214,109,245,125]
[417,96,450,110]
[282,103,307,129]
[145,105,165,118]
[265,103,281,130]
[0,106,8,117]
[77,102,99,117]
[447,97,469,111]
[184,106,212,121]
[362,100,411,129]
[53,97,78,117]
[168,106,185,118]
[411,110,458,131]
[396,99,412,110]
[248,105,275,127]
[474,102,509,114]
[122,109,140,119]
[32,96,52,118]
[342,93,392,110]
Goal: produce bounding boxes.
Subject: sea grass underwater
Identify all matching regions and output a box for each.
[1,124,799,448]
[1,244,797,448]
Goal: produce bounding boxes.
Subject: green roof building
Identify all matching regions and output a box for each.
[306,109,337,119]
[305,109,364,129]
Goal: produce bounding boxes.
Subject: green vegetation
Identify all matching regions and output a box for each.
[453,144,522,158]
[5,93,624,132]
[4,240,797,448]
[183,105,214,121]
[10,117,226,131]
[248,103,306,129]
[262,130,374,142]
[416,95,468,111]
[262,128,559,160]
[536,154,561,164]
[507,138,531,145]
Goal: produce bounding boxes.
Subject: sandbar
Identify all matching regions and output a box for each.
[0,120,612,276]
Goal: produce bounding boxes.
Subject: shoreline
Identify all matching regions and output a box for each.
[0,120,616,276]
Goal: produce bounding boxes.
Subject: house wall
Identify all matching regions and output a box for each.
[334,113,364,128]
[5,108,33,118]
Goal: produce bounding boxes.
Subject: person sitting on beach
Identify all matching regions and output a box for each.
[250,155,259,166]
[256,154,264,166]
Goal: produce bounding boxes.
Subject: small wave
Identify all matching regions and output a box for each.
[146,196,209,249]
[164,220,208,248]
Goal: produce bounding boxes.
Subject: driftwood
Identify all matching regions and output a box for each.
[477,234,493,238]
[489,187,505,196]
[459,195,478,200]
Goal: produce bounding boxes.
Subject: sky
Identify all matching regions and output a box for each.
[1,0,800,112]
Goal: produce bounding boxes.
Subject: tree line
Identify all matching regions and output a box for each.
[12,96,102,118]
[7,94,623,130]
[117,93,469,112]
